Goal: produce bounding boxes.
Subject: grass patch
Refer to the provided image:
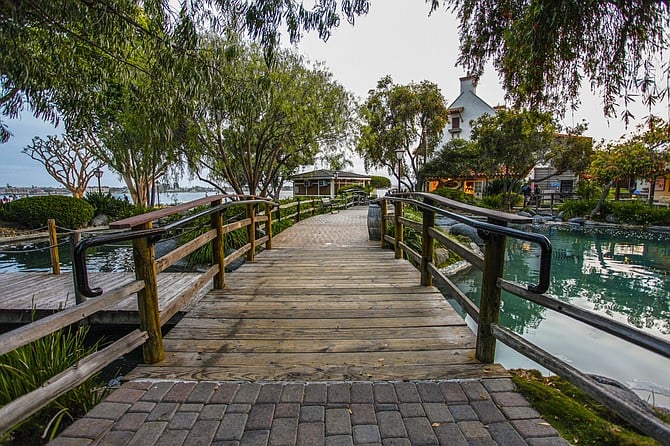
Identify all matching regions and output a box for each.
[511,369,663,445]
[0,324,109,444]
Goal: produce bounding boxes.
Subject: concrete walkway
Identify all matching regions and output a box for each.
[50,207,568,445]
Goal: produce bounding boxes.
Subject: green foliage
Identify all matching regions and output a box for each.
[357,76,449,191]
[6,196,94,229]
[511,369,658,445]
[370,176,391,188]
[420,138,481,181]
[558,199,601,219]
[558,199,670,226]
[576,179,603,201]
[84,192,137,219]
[480,193,522,210]
[187,41,355,197]
[438,0,669,119]
[433,187,477,205]
[0,325,108,444]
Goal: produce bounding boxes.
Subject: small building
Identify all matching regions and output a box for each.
[442,76,497,143]
[291,170,371,198]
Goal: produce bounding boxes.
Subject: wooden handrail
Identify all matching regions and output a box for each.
[379,192,670,443]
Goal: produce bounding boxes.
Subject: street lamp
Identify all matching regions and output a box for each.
[93,168,103,194]
[394,148,405,192]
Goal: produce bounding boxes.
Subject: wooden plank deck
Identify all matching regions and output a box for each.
[0,272,206,325]
[127,246,506,381]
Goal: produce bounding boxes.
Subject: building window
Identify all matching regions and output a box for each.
[452,116,460,129]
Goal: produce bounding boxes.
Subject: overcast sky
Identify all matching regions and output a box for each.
[1,0,666,188]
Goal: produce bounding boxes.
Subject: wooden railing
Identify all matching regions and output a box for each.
[379,191,670,443]
[0,194,277,434]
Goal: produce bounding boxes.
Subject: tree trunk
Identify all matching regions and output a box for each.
[648,177,656,205]
[590,180,614,219]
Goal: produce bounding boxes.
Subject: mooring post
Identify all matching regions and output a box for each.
[131,222,163,364]
[420,199,435,286]
[247,203,256,262]
[265,202,273,250]
[394,200,404,259]
[211,199,225,289]
[47,218,60,275]
[476,218,507,363]
[380,200,388,249]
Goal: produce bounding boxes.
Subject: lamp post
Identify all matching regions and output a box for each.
[93,168,103,194]
[394,148,405,192]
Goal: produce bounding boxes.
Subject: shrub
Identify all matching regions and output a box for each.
[433,187,477,204]
[370,175,391,189]
[558,199,600,219]
[0,325,108,443]
[479,193,522,210]
[6,196,94,229]
[84,192,137,219]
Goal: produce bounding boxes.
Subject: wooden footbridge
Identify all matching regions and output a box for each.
[1,194,668,443]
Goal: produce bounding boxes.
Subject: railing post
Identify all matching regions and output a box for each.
[476,218,507,363]
[394,200,404,259]
[247,203,256,262]
[420,199,435,286]
[47,219,60,275]
[131,222,163,364]
[69,230,85,303]
[265,202,273,250]
[297,198,301,222]
[211,199,225,289]
[380,199,388,249]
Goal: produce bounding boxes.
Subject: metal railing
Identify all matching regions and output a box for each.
[378,191,670,443]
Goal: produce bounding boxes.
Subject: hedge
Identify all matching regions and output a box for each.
[6,196,94,229]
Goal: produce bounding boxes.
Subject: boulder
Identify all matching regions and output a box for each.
[91,214,109,227]
[532,215,545,224]
[605,214,618,223]
[449,223,485,246]
[568,217,586,225]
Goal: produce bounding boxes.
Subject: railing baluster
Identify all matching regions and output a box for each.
[247,203,256,262]
[394,200,403,259]
[420,198,435,286]
[265,202,273,250]
[131,221,164,364]
[380,199,388,249]
[476,218,507,363]
[211,199,225,289]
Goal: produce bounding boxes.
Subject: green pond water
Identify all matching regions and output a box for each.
[450,223,670,408]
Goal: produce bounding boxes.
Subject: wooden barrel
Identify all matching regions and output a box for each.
[367,204,381,241]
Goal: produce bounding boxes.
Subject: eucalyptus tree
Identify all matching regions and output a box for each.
[0,0,370,143]
[187,41,356,197]
[419,138,482,184]
[357,76,448,191]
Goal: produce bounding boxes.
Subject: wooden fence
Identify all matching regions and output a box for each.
[378,191,670,443]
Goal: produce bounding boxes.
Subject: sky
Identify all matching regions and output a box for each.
[1,0,666,188]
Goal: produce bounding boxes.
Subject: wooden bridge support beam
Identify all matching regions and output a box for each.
[420,199,435,286]
[394,201,403,259]
[211,199,225,289]
[476,219,507,363]
[131,222,163,364]
[247,203,256,262]
[380,200,388,249]
[265,203,273,250]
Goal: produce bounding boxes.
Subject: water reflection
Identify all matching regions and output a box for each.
[452,225,670,407]
[455,226,670,337]
[0,239,134,273]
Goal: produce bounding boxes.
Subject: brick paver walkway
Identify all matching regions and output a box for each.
[50,206,568,445]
